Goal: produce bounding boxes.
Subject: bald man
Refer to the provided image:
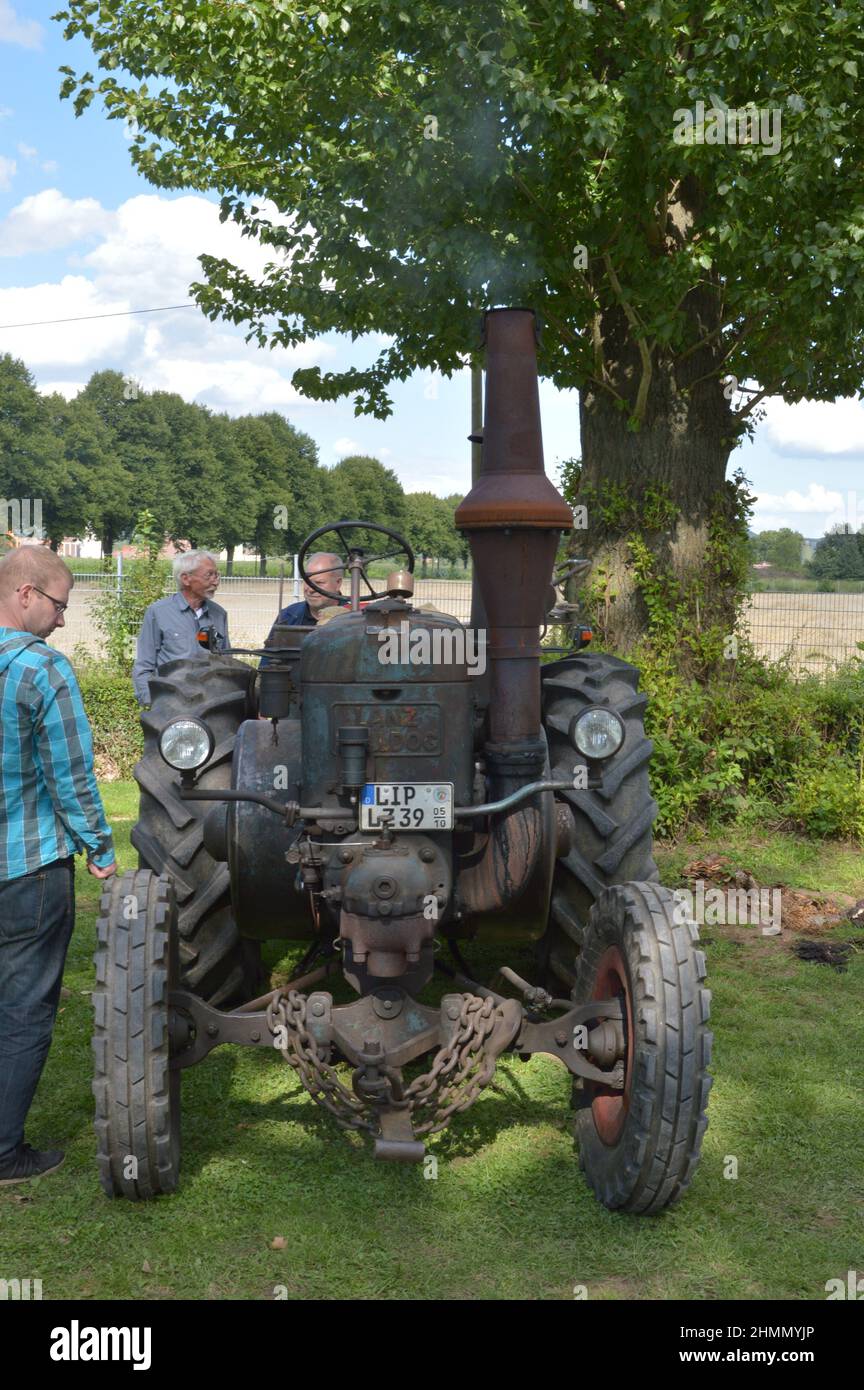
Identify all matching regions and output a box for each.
[267,551,347,629]
[0,548,115,1185]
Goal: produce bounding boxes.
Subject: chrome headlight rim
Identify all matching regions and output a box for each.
[158,717,215,772]
[569,706,626,760]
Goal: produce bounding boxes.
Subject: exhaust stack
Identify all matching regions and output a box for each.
[455,308,572,757]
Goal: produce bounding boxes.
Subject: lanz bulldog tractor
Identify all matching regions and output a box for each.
[93,308,712,1213]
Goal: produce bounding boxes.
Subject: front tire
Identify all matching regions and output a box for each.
[92,871,181,1200]
[573,882,713,1215]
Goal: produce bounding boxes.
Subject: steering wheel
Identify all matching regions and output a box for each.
[297,520,415,605]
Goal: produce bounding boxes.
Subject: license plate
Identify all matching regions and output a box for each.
[360,782,454,831]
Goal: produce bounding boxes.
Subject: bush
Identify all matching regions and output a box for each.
[632,642,864,840]
[89,511,171,667]
[76,657,142,779]
[784,754,864,839]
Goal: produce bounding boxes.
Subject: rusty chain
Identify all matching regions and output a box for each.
[403,994,505,1135]
[266,989,512,1139]
[266,990,378,1135]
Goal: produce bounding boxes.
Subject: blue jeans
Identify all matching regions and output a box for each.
[0,857,75,1162]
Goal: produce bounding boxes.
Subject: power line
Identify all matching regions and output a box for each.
[0,302,197,330]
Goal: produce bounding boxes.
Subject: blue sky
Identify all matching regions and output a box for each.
[1,0,863,534]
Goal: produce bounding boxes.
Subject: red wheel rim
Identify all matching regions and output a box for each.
[587,945,633,1146]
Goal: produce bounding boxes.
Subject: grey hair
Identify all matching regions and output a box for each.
[307,551,343,576]
[173,550,219,587]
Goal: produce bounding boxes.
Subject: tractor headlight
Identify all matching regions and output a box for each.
[159,718,214,771]
[570,707,625,760]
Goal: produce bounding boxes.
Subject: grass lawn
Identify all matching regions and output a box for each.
[2,783,862,1301]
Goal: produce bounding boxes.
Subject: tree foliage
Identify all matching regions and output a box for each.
[0,352,464,568]
[809,524,864,581]
[55,0,864,427]
[749,527,805,571]
[403,490,464,573]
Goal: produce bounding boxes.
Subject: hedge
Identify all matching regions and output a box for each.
[77,661,143,779]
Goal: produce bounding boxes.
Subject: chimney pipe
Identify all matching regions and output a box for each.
[455,309,572,762]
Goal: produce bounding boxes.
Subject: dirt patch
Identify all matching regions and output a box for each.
[791,940,856,972]
[683,855,861,936]
[680,855,864,973]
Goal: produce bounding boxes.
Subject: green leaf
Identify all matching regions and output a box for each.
[843,60,858,77]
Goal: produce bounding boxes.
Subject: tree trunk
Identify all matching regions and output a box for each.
[574,287,743,655]
[101,528,114,569]
[259,552,267,578]
[226,544,234,576]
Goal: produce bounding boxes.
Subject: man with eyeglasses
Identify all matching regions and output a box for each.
[132,550,229,707]
[0,547,115,1185]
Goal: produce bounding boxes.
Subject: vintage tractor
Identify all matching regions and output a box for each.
[93,308,712,1213]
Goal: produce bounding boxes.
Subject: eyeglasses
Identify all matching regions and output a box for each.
[16,585,69,615]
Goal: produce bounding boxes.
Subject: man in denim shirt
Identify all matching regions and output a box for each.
[132,550,229,706]
[0,548,115,1185]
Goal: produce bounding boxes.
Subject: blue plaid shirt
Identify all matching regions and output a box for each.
[0,629,114,882]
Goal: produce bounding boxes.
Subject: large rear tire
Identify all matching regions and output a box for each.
[573,882,713,1214]
[538,652,658,993]
[132,656,262,1007]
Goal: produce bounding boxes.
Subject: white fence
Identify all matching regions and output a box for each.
[53,573,473,658]
[51,572,864,673]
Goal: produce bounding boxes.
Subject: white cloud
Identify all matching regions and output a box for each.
[40,380,86,400]
[0,189,113,257]
[139,354,331,413]
[41,159,58,174]
[16,141,36,159]
[0,106,13,121]
[333,436,361,454]
[0,1,42,48]
[761,395,864,456]
[0,190,379,422]
[0,277,133,365]
[753,483,843,516]
[81,192,288,303]
[750,483,854,534]
[0,155,15,191]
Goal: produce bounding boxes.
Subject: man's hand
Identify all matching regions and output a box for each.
[87,859,117,879]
